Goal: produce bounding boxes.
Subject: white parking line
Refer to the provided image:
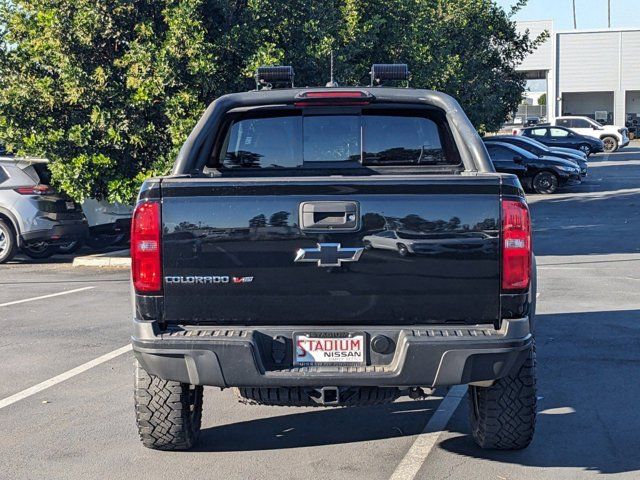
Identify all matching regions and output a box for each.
[389,385,467,480]
[0,286,95,308]
[0,344,132,410]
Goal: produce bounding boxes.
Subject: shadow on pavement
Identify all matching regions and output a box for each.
[195,397,442,452]
[439,309,640,475]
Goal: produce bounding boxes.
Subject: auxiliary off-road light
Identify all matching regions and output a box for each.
[369,64,410,86]
[255,66,295,89]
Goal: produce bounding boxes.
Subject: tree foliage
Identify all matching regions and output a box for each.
[0,0,546,203]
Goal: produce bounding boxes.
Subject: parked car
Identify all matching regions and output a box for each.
[0,156,88,263]
[552,116,629,153]
[57,198,133,254]
[485,135,588,176]
[485,141,581,194]
[130,64,538,452]
[517,126,604,156]
[363,230,492,256]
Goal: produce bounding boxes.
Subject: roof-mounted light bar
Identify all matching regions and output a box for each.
[255,66,295,90]
[369,64,410,87]
[294,90,374,107]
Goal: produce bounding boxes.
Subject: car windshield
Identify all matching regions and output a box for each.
[511,136,549,153]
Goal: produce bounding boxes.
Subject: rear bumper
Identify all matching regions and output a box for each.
[132,318,533,388]
[20,220,88,246]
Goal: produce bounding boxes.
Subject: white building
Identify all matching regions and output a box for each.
[517,20,640,127]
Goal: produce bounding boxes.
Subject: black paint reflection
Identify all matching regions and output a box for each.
[160,191,501,325]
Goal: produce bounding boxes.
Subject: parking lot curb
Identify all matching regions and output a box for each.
[72,250,131,268]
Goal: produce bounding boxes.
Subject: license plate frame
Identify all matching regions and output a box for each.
[293,332,366,366]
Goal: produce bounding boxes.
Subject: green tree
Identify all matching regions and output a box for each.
[538,93,547,106]
[0,0,546,203]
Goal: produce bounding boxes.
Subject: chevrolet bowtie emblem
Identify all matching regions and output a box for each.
[294,243,364,267]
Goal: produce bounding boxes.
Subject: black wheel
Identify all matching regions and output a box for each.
[578,143,591,156]
[532,171,559,194]
[0,219,17,264]
[397,243,409,257]
[85,232,125,252]
[55,240,83,255]
[21,242,56,259]
[134,360,203,450]
[602,136,618,153]
[468,342,537,450]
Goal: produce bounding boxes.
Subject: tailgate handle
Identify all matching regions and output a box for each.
[299,201,359,231]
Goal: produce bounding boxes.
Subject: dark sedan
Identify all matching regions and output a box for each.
[485,141,582,194]
[518,126,604,156]
[485,135,588,176]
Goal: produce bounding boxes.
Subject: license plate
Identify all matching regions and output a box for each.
[294,333,365,366]
[65,202,75,210]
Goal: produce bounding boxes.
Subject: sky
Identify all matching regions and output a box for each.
[496,0,640,30]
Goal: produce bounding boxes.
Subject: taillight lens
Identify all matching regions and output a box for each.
[131,201,162,294]
[502,199,531,291]
[294,90,373,106]
[14,185,55,195]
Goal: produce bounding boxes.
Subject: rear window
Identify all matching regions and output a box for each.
[218,111,458,169]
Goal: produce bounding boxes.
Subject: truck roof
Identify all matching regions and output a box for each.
[172,87,493,175]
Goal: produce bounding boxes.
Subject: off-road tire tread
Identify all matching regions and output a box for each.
[468,343,537,450]
[134,360,203,450]
[233,386,399,407]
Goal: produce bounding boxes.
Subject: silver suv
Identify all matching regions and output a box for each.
[0,156,88,263]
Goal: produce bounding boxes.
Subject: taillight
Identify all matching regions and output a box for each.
[14,185,55,195]
[131,201,162,294]
[294,90,373,106]
[502,199,531,291]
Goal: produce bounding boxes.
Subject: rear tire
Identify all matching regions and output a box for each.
[134,360,203,450]
[578,143,591,156]
[21,243,56,259]
[532,171,559,194]
[0,219,17,264]
[602,136,618,153]
[468,342,537,450]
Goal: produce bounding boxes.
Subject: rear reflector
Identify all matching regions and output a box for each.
[502,199,531,291]
[131,201,162,294]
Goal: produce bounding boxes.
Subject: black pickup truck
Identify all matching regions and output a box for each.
[131,65,537,452]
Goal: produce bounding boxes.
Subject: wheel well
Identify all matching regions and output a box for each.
[0,212,18,236]
[599,134,618,141]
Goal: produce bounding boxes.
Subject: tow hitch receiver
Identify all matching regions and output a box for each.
[313,387,340,405]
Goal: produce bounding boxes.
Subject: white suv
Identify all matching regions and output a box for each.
[551,116,629,153]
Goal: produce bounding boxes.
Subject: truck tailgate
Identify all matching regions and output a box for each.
[160,176,501,325]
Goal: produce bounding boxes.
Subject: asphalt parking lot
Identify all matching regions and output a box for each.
[1,144,639,480]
